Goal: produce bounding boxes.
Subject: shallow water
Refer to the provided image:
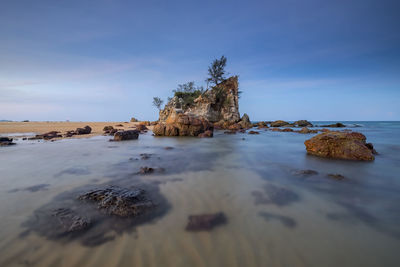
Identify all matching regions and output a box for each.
[0,122,399,267]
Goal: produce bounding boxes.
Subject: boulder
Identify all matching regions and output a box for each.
[185,212,227,231]
[304,131,376,161]
[294,120,313,127]
[135,124,148,132]
[113,130,139,141]
[103,126,114,132]
[0,137,16,146]
[320,122,346,127]
[270,120,290,127]
[198,130,213,138]
[298,127,318,134]
[130,117,138,122]
[75,126,92,135]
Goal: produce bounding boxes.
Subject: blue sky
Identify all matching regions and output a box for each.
[1,0,399,121]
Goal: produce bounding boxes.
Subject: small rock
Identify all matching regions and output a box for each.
[248,131,260,135]
[75,126,92,135]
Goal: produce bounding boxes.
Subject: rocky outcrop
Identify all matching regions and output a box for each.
[304,131,376,161]
[130,117,138,122]
[159,76,241,124]
[113,130,139,141]
[153,114,213,137]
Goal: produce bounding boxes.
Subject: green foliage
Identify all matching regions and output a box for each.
[152,97,164,110]
[206,55,227,86]
[173,82,204,108]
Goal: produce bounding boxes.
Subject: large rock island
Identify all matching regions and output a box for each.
[155,76,250,136]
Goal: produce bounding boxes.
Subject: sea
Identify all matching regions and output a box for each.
[0,121,399,267]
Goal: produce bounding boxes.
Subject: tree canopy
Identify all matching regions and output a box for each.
[152,97,164,110]
[206,55,227,86]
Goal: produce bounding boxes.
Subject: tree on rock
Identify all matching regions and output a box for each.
[206,55,227,86]
[152,97,164,110]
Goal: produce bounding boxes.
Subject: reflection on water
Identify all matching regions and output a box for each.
[0,122,400,266]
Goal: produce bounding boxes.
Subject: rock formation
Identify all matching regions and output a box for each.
[159,76,241,124]
[153,113,213,137]
[304,131,376,161]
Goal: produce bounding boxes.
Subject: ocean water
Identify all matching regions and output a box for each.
[0,121,399,267]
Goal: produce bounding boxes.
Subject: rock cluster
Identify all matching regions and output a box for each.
[0,137,16,146]
[153,113,214,137]
[304,131,377,161]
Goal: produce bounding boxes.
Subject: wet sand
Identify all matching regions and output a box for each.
[0,121,153,139]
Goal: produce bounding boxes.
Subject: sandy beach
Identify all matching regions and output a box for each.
[0,121,151,139]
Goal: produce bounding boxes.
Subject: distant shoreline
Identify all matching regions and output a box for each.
[0,121,151,139]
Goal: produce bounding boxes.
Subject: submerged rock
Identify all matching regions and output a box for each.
[113,130,139,141]
[78,186,154,217]
[52,208,91,233]
[327,174,345,180]
[304,131,376,161]
[139,166,154,174]
[248,130,260,135]
[185,212,227,231]
[292,169,319,176]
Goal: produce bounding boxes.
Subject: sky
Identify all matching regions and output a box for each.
[0,0,399,121]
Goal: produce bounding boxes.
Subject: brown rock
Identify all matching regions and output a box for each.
[113,130,139,141]
[75,126,92,135]
[294,120,313,127]
[153,114,213,137]
[270,120,290,127]
[304,131,375,161]
[198,130,213,138]
[320,122,346,127]
[248,131,260,135]
[298,127,318,134]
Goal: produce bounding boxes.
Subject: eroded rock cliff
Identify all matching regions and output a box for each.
[159,76,241,124]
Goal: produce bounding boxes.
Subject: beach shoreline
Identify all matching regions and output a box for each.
[0,121,153,139]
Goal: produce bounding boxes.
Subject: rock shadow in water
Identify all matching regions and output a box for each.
[252,184,300,207]
[21,177,170,247]
[8,183,50,193]
[258,212,297,228]
[54,167,91,177]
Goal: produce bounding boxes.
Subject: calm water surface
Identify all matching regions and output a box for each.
[0,121,399,267]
